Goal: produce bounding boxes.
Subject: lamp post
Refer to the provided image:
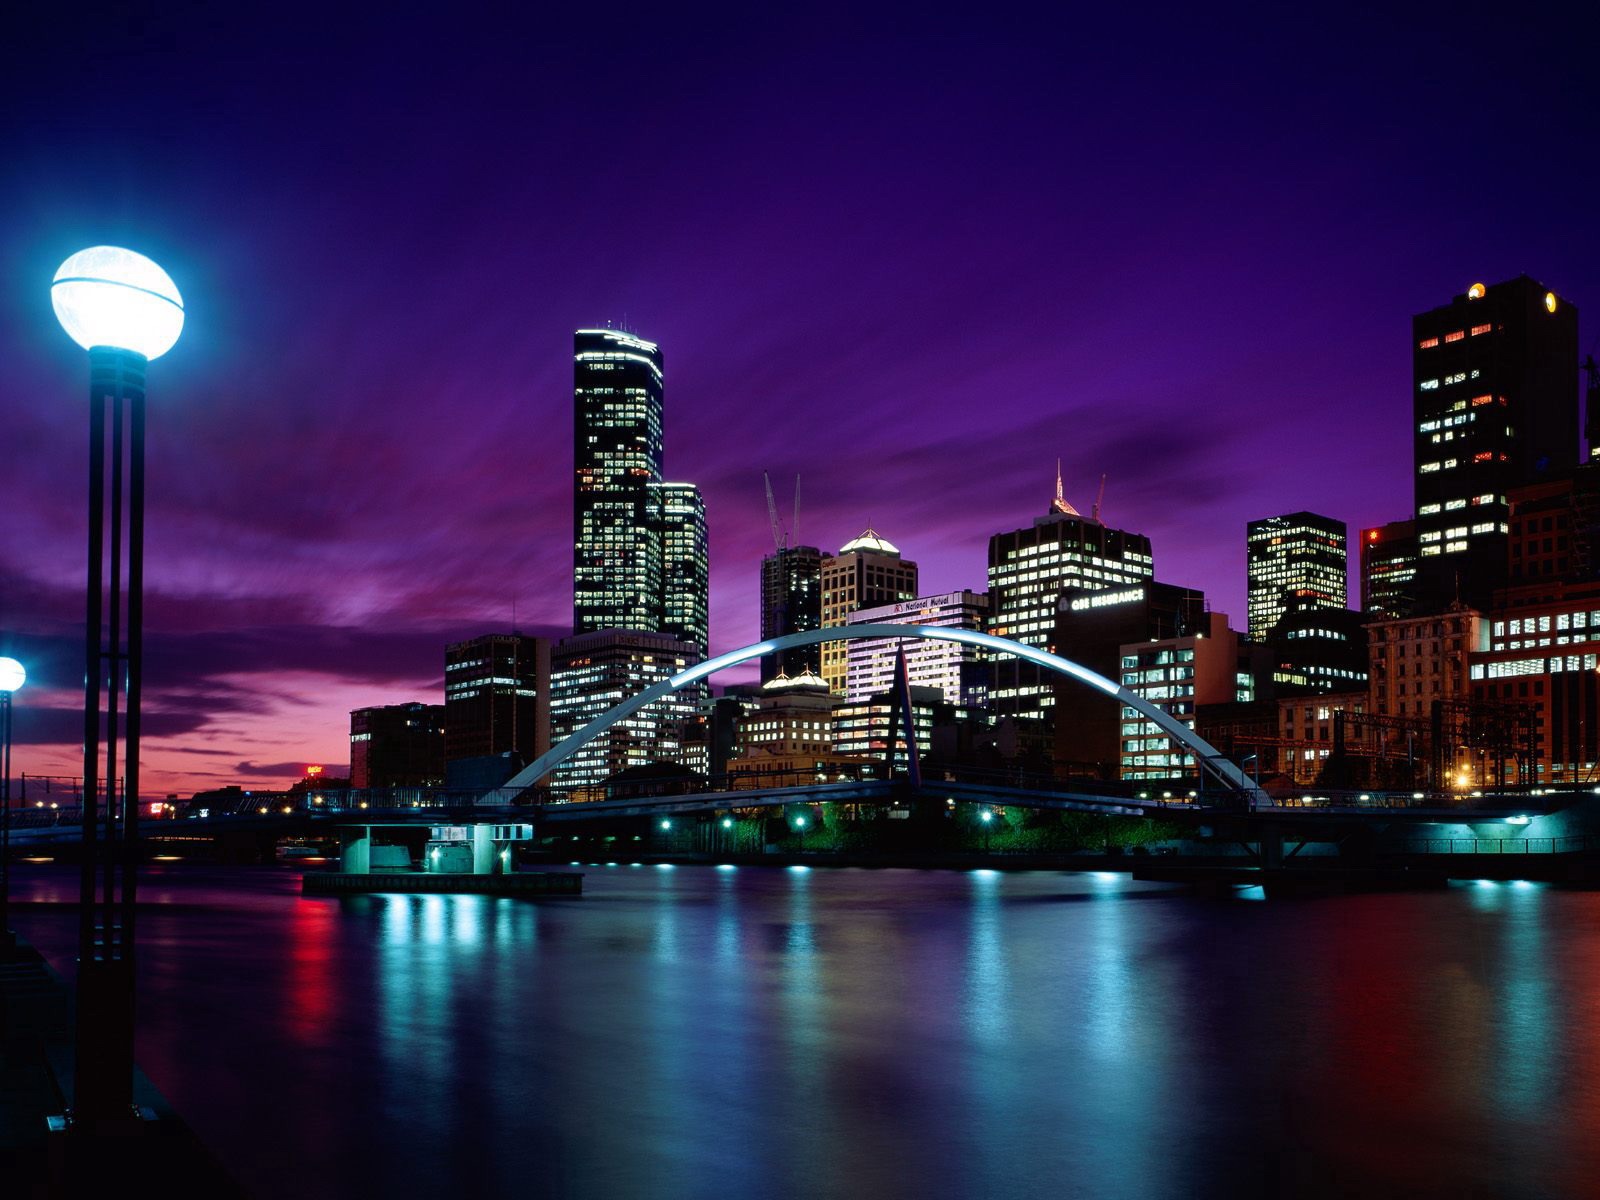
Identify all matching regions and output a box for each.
[0,656,24,955]
[52,245,183,1126]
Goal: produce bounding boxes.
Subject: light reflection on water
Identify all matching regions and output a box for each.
[11,865,1600,1200]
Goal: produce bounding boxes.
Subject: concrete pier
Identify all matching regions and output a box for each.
[302,870,582,897]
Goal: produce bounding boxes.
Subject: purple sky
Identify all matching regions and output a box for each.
[2,5,1597,796]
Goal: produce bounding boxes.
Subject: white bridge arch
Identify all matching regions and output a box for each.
[502,625,1262,803]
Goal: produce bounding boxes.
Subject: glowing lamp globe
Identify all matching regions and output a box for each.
[52,246,184,360]
[0,657,24,694]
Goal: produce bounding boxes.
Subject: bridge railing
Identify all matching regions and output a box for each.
[1395,836,1600,856]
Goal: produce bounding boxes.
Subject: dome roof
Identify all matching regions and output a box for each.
[839,526,900,556]
[762,669,830,692]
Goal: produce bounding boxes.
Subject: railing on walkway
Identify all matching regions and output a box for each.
[1396,835,1600,855]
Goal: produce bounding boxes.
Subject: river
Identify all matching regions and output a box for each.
[11,863,1600,1199]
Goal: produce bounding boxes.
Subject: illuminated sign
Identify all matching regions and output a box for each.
[1068,587,1145,612]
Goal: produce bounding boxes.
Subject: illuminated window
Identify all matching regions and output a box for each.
[1445,330,1465,343]
[1419,336,1440,349]
[1470,324,1491,336]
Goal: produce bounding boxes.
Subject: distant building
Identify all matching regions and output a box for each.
[819,529,918,693]
[833,684,942,769]
[648,481,709,657]
[350,702,446,789]
[1246,511,1347,641]
[1277,690,1369,786]
[444,633,551,785]
[1412,276,1579,607]
[1265,607,1369,696]
[844,590,989,704]
[1360,519,1418,620]
[1118,612,1242,780]
[759,545,823,681]
[1052,580,1208,774]
[727,671,861,788]
[987,471,1154,737]
[548,629,701,790]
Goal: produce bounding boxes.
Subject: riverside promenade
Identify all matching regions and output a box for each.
[0,933,246,1198]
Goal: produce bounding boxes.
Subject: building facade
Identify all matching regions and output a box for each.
[548,629,702,791]
[443,633,552,771]
[350,702,447,789]
[1245,511,1347,640]
[1118,612,1242,780]
[832,684,941,768]
[844,590,989,704]
[647,481,709,657]
[1412,276,1579,607]
[759,545,823,681]
[819,529,918,693]
[1367,605,1484,723]
[1360,519,1419,620]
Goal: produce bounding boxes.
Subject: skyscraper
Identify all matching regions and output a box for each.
[819,529,918,693]
[1360,518,1418,620]
[1245,511,1347,640]
[759,545,823,681]
[444,633,551,773]
[1413,276,1578,606]
[573,328,665,635]
[349,702,446,790]
[986,472,1154,732]
[647,481,709,657]
[844,590,989,704]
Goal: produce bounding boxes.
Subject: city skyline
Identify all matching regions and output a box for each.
[2,9,1596,795]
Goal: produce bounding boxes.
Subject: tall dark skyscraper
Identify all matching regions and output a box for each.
[571,328,709,658]
[648,481,709,657]
[1245,511,1347,640]
[573,328,665,634]
[1361,518,1418,620]
[759,544,823,681]
[1413,276,1578,606]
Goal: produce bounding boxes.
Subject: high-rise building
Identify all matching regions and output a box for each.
[986,473,1154,733]
[573,328,665,635]
[1360,519,1419,620]
[1413,276,1578,606]
[833,685,941,767]
[647,481,709,657]
[844,590,989,704]
[350,702,446,789]
[819,529,918,693]
[1245,511,1347,640]
[548,629,701,791]
[759,545,823,681]
[444,633,551,776]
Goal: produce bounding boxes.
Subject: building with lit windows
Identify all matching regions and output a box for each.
[1360,519,1419,620]
[759,545,823,681]
[1118,612,1241,780]
[1277,690,1368,786]
[1051,581,1208,774]
[547,630,701,791]
[1245,511,1347,640]
[350,702,447,789]
[987,473,1154,737]
[1367,605,1484,722]
[832,685,941,768]
[444,633,551,780]
[819,529,918,693]
[1266,607,1369,696]
[844,590,989,704]
[573,329,665,634]
[726,672,863,787]
[1412,276,1579,607]
[647,481,709,657]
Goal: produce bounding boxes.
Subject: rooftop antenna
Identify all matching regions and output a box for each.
[1092,473,1107,523]
[1050,459,1079,516]
[764,471,789,551]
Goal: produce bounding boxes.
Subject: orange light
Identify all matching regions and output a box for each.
[1367,530,1380,541]
[306,764,324,777]
[1546,292,1559,314]
[1468,282,1486,299]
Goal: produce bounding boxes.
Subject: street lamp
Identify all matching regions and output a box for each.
[0,656,24,954]
[54,245,183,1126]
[979,807,993,853]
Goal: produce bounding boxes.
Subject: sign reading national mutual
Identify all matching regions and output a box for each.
[1067,586,1145,612]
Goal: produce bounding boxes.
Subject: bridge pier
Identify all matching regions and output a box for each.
[339,827,371,874]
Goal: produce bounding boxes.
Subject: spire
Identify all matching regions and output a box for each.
[1050,459,1080,516]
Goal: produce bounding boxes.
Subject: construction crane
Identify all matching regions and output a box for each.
[1091,473,1107,523]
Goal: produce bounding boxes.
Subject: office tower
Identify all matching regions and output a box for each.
[1051,581,1208,773]
[1119,613,1240,780]
[726,673,861,788]
[1245,512,1347,640]
[444,633,551,778]
[349,702,446,789]
[819,529,918,693]
[647,481,709,657]
[1265,607,1369,695]
[573,328,665,634]
[844,590,989,703]
[987,471,1154,732]
[759,545,823,681]
[547,630,701,790]
[1360,519,1419,620]
[1413,276,1578,606]
[832,685,941,764]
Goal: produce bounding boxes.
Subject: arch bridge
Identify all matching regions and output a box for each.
[501,624,1266,808]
